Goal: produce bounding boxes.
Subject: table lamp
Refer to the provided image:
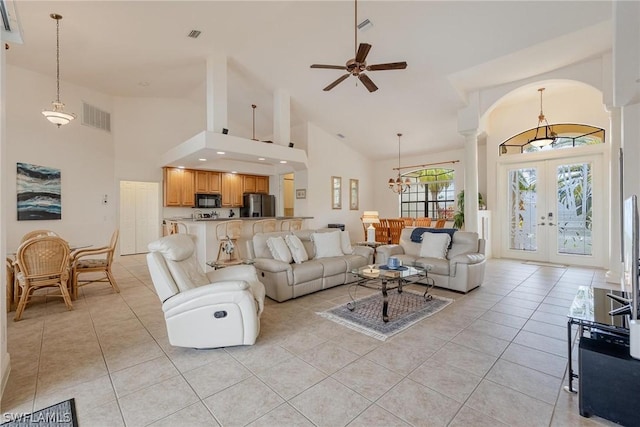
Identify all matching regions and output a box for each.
[362,211,380,243]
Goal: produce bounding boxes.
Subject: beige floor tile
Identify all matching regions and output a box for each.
[148,402,220,427]
[248,403,314,427]
[480,310,528,329]
[110,355,179,398]
[364,340,434,376]
[203,376,284,426]
[279,330,329,355]
[466,380,553,427]
[299,341,359,375]
[329,329,381,356]
[119,375,199,427]
[411,359,482,403]
[332,358,403,401]
[500,296,542,310]
[490,304,535,319]
[75,399,125,427]
[501,343,568,378]
[530,310,568,327]
[486,359,562,404]
[156,336,227,373]
[34,375,116,418]
[429,342,498,377]
[226,342,294,372]
[182,353,252,399]
[465,319,519,342]
[514,330,567,357]
[448,405,509,427]
[290,377,371,427]
[256,356,326,400]
[378,378,461,426]
[346,404,411,427]
[536,302,571,315]
[523,319,568,340]
[451,329,510,357]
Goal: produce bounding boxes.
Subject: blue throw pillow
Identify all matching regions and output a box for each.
[410,227,456,249]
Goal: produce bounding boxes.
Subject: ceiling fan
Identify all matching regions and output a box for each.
[310,0,407,93]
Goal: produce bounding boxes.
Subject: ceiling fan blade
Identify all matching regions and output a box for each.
[366,61,408,71]
[358,73,378,92]
[355,43,372,64]
[311,64,348,70]
[323,74,351,91]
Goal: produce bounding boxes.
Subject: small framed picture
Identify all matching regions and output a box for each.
[331,176,342,209]
[296,189,306,199]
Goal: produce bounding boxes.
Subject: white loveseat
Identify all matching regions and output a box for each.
[147,234,266,348]
[376,228,486,293]
[246,229,374,302]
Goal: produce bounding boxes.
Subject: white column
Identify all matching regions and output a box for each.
[205,55,228,133]
[273,89,290,147]
[606,106,622,284]
[463,131,479,233]
[0,38,10,398]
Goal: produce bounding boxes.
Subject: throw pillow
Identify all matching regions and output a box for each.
[419,232,451,259]
[312,231,343,259]
[266,236,293,263]
[285,234,309,264]
[340,230,353,255]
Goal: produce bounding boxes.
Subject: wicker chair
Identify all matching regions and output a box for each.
[215,220,243,265]
[252,219,277,234]
[414,217,432,227]
[434,219,447,228]
[374,219,390,243]
[400,217,414,227]
[280,218,303,231]
[14,236,73,321]
[20,229,59,242]
[70,229,120,300]
[387,219,406,245]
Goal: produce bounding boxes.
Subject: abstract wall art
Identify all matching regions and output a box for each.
[17,162,61,220]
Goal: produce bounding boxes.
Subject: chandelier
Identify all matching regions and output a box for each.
[42,14,76,127]
[528,87,557,148]
[388,133,411,193]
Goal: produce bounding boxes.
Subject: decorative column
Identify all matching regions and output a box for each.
[273,89,290,147]
[463,131,479,233]
[205,55,228,133]
[606,106,622,284]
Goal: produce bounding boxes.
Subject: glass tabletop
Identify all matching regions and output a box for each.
[351,263,430,280]
[567,285,631,332]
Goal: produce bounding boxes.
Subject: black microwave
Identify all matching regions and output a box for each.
[195,193,222,208]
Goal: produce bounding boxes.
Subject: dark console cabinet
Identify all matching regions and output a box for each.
[579,336,640,426]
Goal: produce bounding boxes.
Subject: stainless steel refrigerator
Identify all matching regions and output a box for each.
[241,194,276,217]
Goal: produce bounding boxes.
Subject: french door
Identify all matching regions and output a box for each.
[500,154,603,267]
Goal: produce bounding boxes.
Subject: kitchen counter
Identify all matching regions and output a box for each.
[165,216,313,222]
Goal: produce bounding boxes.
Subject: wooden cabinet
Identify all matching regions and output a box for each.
[221,173,243,207]
[163,167,195,207]
[195,171,221,194]
[242,175,269,194]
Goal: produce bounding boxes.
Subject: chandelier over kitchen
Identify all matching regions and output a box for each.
[388,133,411,193]
[42,13,76,127]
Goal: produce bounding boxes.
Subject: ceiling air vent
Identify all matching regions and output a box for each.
[82,102,111,133]
[187,30,201,38]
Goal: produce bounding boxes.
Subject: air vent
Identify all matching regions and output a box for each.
[357,19,373,31]
[82,102,111,132]
[187,30,201,38]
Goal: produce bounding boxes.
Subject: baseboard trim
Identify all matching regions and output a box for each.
[1,351,11,403]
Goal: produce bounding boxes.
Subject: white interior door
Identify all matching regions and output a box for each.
[119,181,137,255]
[500,154,603,267]
[119,181,160,255]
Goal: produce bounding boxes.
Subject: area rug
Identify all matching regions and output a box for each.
[317,291,453,341]
[1,398,77,427]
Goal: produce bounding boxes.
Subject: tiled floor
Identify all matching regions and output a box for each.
[1,256,621,426]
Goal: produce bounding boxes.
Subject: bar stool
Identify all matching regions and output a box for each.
[215,220,243,265]
[252,219,277,234]
[280,218,303,231]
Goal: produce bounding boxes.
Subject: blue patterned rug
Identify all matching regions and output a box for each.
[318,290,453,341]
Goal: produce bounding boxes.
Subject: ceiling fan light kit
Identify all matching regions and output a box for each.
[528,88,557,148]
[310,0,407,92]
[42,13,76,128]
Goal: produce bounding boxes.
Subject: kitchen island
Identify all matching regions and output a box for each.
[162,217,313,270]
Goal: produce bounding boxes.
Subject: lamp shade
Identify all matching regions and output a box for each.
[362,211,380,224]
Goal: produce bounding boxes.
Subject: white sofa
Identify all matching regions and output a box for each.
[246,228,374,302]
[376,228,486,293]
[147,234,265,349]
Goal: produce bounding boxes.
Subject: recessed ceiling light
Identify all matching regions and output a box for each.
[279,160,287,164]
[187,30,201,38]
[258,157,266,161]
[198,158,207,161]
[216,151,225,155]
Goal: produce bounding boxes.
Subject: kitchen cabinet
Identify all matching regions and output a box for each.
[243,175,269,194]
[221,173,243,207]
[195,170,221,194]
[163,167,195,207]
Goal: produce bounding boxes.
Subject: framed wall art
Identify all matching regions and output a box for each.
[17,162,61,220]
[331,176,342,209]
[349,179,359,210]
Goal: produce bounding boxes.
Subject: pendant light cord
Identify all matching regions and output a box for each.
[55,16,61,103]
[354,0,357,57]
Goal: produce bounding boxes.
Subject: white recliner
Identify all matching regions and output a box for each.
[147,234,265,349]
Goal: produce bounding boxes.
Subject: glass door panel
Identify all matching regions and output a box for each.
[508,167,538,252]
[555,162,592,256]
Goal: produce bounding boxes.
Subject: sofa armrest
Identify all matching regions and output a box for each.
[352,245,374,259]
[449,253,485,265]
[377,245,404,259]
[162,281,251,314]
[206,264,259,283]
[252,258,292,273]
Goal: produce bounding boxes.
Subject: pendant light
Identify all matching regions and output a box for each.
[528,88,556,148]
[388,133,411,193]
[42,14,76,127]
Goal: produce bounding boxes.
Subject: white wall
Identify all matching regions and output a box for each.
[5,66,116,251]
[304,123,375,242]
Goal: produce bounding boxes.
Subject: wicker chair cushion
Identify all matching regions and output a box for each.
[77,259,108,268]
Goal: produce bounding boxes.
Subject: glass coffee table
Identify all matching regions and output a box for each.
[349,264,434,322]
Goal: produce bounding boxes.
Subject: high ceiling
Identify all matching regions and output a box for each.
[6,1,613,160]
